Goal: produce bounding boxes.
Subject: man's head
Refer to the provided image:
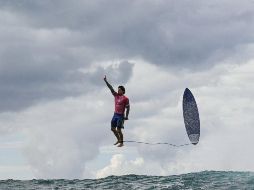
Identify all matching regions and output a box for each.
[118,86,125,95]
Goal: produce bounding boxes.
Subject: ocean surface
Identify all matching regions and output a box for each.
[0,171,254,190]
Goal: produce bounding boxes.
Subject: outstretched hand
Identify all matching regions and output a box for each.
[103,75,107,81]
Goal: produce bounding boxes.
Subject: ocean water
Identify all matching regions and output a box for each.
[0,171,254,190]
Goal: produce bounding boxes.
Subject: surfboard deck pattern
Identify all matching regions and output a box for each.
[183,88,200,145]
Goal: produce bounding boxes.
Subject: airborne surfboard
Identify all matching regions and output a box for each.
[124,88,201,147]
[182,88,200,145]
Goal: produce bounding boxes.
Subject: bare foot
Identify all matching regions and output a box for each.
[114,141,119,145]
[117,143,124,147]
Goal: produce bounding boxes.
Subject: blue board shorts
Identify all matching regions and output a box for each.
[111,113,124,129]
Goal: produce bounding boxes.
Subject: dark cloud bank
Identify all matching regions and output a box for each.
[1,0,254,112]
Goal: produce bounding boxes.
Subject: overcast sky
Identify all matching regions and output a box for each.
[1,0,254,179]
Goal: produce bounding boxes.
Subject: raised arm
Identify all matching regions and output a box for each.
[104,75,116,95]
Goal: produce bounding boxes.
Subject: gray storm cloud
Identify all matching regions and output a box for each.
[2,0,253,65]
[1,0,254,112]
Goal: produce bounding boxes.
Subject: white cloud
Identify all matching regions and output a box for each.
[0,58,254,178]
[96,154,154,178]
[95,58,254,176]
[0,89,113,178]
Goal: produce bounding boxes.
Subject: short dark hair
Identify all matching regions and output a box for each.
[118,86,125,94]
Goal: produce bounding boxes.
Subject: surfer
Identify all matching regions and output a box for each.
[104,75,130,147]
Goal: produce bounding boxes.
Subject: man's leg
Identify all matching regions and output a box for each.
[111,127,120,145]
[117,128,124,147]
[111,116,120,145]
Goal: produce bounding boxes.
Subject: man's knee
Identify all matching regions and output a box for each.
[117,128,122,133]
[111,127,117,132]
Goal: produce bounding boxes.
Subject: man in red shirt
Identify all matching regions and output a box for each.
[104,75,130,147]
